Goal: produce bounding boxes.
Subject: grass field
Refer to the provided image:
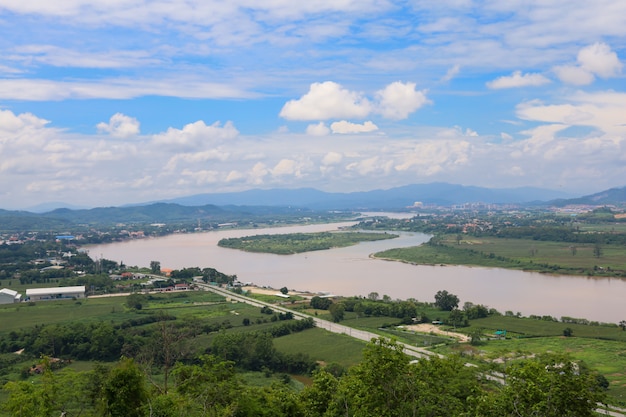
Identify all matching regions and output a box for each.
[273,327,365,368]
[374,235,626,276]
[465,315,626,340]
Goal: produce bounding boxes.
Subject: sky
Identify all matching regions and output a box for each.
[1,1,625,210]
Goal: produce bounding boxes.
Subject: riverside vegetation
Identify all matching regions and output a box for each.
[361,207,626,277]
[0,279,624,415]
[217,231,397,254]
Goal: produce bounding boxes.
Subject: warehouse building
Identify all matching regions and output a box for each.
[0,288,21,304]
[25,286,86,301]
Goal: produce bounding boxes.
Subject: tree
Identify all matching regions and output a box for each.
[619,320,626,331]
[150,260,161,274]
[310,296,332,310]
[476,353,606,417]
[101,357,148,417]
[593,241,603,258]
[280,286,289,294]
[447,309,466,328]
[326,338,480,417]
[126,293,146,310]
[329,302,345,322]
[434,290,459,311]
[367,291,379,301]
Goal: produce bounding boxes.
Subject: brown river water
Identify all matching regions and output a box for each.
[86,220,626,324]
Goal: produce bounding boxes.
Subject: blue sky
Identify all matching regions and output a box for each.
[1,1,625,209]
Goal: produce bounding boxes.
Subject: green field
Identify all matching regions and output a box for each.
[218,231,398,254]
[274,327,366,368]
[374,235,626,277]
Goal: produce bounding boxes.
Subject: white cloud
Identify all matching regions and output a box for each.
[375,81,429,120]
[441,64,461,82]
[306,122,330,136]
[152,120,239,149]
[96,113,140,138]
[279,81,371,121]
[330,120,378,134]
[554,42,622,85]
[321,151,343,165]
[553,65,595,86]
[0,78,253,101]
[487,71,551,89]
[271,159,301,177]
[577,42,622,78]
[516,91,626,136]
[0,109,49,132]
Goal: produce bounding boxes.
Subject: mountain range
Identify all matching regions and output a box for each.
[159,183,576,210]
[3,183,624,231]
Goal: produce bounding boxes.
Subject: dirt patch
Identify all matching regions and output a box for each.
[403,323,470,342]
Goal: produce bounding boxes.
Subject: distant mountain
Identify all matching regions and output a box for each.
[0,203,316,232]
[550,186,626,207]
[162,183,576,210]
[25,202,89,213]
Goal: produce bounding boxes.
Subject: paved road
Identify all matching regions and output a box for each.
[198,284,622,416]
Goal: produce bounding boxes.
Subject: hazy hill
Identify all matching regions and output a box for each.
[550,186,626,207]
[163,183,575,209]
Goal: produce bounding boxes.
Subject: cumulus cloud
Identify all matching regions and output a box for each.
[152,120,239,149]
[578,42,623,78]
[280,81,429,122]
[554,42,622,85]
[280,81,371,121]
[330,120,378,134]
[271,159,300,177]
[306,122,330,136]
[486,71,551,89]
[375,81,429,120]
[321,151,343,165]
[96,113,140,138]
[0,109,49,132]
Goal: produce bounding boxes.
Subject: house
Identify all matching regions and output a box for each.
[26,286,86,301]
[174,283,188,291]
[0,288,21,304]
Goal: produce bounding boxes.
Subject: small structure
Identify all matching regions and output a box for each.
[26,286,86,302]
[0,288,21,304]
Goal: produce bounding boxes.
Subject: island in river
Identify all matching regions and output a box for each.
[218,231,398,254]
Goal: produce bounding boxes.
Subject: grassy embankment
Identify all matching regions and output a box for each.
[218,231,398,254]
[374,234,626,277]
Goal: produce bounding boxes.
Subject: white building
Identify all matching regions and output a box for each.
[26,286,86,301]
[0,288,21,304]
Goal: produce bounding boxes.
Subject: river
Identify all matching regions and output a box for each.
[86,221,626,323]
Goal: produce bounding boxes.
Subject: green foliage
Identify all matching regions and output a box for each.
[218,231,397,254]
[126,293,146,310]
[101,357,148,417]
[310,296,332,310]
[328,303,345,323]
[325,338,481,417]
[434,289,459,311]
[475,353,606,416]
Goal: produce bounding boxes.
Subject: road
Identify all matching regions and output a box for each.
[198,284,623,416]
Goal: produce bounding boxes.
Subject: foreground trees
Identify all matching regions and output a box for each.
[2,339,606,417]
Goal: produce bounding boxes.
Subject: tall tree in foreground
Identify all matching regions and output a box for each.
[475,353,606,417]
